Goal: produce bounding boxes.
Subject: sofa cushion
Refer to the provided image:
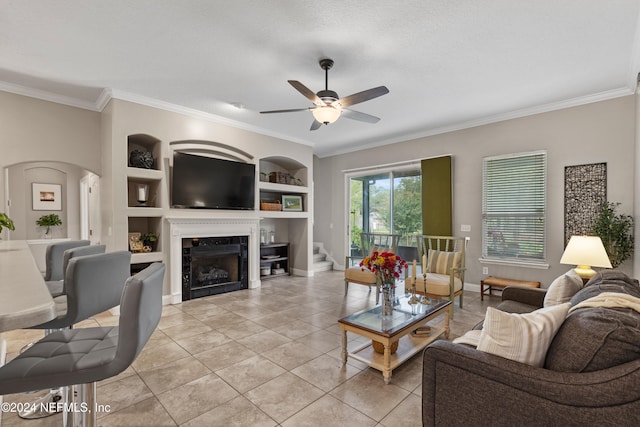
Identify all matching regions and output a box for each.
[543,269,583,307]
[544,275,640,373]
[426,250,461,275]
[477,303,570,367]
[545,305,640,372]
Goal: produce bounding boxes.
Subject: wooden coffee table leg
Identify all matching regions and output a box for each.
[341,329,348,365]
[383,344,392,384]
[444,309,450,339]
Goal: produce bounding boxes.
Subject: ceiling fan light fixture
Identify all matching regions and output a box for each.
[312,105,341,124]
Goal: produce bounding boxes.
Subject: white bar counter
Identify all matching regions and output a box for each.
[0,240,55,332]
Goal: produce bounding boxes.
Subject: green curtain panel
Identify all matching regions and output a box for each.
[421,156,452,236]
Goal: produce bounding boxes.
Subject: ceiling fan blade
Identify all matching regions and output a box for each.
[260,108,310,114]
[335,86,389,108]
[310,119,322,131]
[342,108,381,124]
[288,80,325,106]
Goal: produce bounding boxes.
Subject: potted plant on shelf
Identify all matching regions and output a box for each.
[36,213,62,238]
[0,212,15,238]
[591,202,634,268]
[141,232,158,252]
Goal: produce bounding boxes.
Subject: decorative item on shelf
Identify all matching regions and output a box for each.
[269,171,292,184]
[129,149,154,169]
[0,212,15,238]
[269,231,275,244]
[128,232,144,253]
[260,200,282,211]
[141,232,158,252]
[36,213,62,238]
[260,172,269,182]
[282,195,303,212]
[260,228,267,244]
[360,250,408,318]
[136,183,150,206]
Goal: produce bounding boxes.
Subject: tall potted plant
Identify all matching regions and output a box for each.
[36,213,62,237]
[0,212,15,238]
[591,202,634,268]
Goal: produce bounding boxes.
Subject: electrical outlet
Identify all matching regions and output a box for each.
[482,267,489,275]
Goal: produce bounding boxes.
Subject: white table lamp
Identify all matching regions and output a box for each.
[560,235,612,280]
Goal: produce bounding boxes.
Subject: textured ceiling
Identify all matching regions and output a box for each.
[1,1,639,157]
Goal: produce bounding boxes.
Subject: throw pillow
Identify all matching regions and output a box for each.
[452,329,482,347]
[543,269,583,307]
[426,249,461,275]
[477,303,570,367]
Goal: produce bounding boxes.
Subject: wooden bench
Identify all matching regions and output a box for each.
[480,276,540,300]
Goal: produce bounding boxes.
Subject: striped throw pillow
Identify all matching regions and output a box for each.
[426,250,462,275]
[477,303,570,367]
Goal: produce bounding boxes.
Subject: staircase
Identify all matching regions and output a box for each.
[313,243,333,273]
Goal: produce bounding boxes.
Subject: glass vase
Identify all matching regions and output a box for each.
[381,283,394,316]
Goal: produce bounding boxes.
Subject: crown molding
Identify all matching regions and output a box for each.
[0,81,103,111]
[315,86,635,158]
[107,89,314,148]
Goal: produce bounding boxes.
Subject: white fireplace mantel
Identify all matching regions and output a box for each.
[166,216,261,304]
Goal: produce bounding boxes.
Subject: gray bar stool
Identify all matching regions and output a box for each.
[44,240,90,297]
[0,262,165,427]
[19,250,130,419]
[46,244,107,298]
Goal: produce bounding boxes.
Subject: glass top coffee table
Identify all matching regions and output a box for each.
[338,295,451,384]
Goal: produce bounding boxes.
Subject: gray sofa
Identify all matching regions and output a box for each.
[422,270,640,426]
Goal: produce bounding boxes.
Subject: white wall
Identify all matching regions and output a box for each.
[6,161,88,240]
[314,96,637,287]
[0,91,101,239]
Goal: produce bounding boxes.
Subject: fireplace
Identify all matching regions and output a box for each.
[167,217,260,304]
[182,236,248,301]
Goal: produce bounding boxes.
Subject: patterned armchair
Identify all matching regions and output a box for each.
[406,235,467,317]
[344,232,400,303]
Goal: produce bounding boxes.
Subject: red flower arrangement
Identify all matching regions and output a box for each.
[360,251,408,285]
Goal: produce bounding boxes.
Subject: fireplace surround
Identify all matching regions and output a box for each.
[167,217,260,304]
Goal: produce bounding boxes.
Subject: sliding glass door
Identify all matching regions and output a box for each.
[348,168,421,259]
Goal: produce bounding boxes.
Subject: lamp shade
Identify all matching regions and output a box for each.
[312,105,341,124]
[560,236,612,279]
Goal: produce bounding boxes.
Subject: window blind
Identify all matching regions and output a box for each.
[482,151,546,262]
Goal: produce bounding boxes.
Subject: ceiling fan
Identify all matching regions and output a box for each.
[260,58,389,131]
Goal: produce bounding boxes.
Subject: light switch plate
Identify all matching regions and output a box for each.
[461,224,471,232]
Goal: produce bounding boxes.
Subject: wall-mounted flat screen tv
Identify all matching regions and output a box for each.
[171,152,255,210]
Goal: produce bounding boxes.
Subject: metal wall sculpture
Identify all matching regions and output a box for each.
[564,162,607,246]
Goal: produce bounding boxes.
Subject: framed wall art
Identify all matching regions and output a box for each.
[282,195,303,212]
[564,162,606,246]
[32,183,62,211]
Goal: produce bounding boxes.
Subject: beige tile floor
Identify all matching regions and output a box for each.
[1,270,501,427]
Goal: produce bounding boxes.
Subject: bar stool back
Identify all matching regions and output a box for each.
[44,240,90,297]
[0,263,165,427]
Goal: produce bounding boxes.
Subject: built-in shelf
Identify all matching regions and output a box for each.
[260,242,290,280]
[126,167,163,180]
[259,210,309,219]
[131,252,163,264]
[259,182,309,194]
[126,207,164,217]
